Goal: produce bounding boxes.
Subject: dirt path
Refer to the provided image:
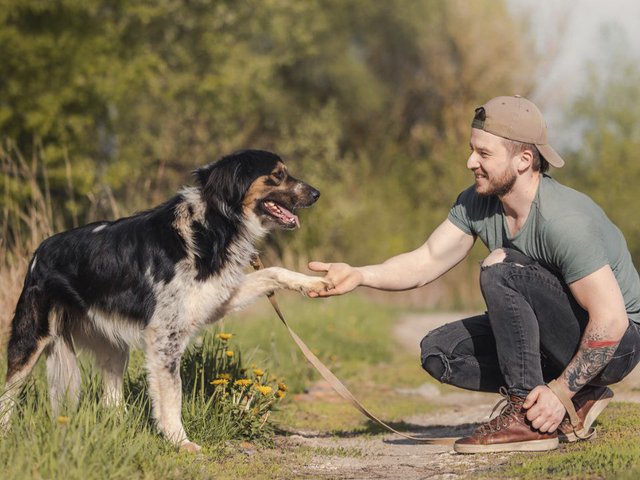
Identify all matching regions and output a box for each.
[283,312,640,479]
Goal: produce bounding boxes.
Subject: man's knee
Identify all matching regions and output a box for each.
[481,248,507,268]
[420,334,449,382]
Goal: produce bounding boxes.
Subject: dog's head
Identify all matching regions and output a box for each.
[195,150,320,230]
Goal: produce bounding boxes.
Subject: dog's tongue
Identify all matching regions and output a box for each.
[280,205,300,228]
[265,201,299,227]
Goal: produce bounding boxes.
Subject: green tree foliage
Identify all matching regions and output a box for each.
[562,52,640,262]
[1,0,532,267]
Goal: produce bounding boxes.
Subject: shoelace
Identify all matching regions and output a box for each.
[477,386,522,435]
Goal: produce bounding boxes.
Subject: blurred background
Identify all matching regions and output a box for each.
[2,0,640,319]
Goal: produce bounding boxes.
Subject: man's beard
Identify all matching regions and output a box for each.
[475,168,517,197]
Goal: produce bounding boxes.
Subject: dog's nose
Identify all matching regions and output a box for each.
[310,188,320,201]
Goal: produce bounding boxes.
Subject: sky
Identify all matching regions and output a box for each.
[506,0,640,149]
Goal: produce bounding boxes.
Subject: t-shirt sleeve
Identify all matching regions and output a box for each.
[448,186,476,236]
[543,215,609,284]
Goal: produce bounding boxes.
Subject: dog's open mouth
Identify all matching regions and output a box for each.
[262,200,299,228]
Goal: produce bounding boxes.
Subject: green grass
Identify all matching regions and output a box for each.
[223,293,439,432]
[496,402,640,479]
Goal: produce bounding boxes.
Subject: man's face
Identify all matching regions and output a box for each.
[467,128,518,197]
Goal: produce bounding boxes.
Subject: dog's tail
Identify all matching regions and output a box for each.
[1,270,54,429]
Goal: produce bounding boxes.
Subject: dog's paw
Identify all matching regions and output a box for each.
[180,440,202,453]
[296,277,333,297]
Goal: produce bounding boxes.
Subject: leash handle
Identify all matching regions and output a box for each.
[547,380,594,440]
[250,255,456,445]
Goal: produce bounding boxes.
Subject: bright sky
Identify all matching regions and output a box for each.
[507,0,640,148]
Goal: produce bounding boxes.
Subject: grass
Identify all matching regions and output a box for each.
[223,293,440,433]
[495,402,640,479]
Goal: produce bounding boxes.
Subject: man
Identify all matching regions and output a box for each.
[308,95,640,453]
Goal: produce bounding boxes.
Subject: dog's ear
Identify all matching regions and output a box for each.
[194,151,280,218]
[194,161,244,218]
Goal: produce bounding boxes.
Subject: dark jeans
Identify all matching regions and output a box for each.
[421,248,640,397]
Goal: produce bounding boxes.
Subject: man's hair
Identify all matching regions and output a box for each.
[502,139,549,173]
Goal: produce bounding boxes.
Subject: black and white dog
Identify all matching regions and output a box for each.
[1,150,329,451]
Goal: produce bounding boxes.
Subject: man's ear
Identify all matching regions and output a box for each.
[517,148,534,173]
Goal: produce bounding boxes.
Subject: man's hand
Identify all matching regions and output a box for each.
[523,385,566,433]
[307,262,363,297]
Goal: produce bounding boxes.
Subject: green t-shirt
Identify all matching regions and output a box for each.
[448,174,640,323]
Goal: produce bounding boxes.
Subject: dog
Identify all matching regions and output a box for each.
[0,150,329,451]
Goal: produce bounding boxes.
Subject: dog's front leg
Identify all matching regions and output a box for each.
[225,267,331,313]
[144,328,200,453]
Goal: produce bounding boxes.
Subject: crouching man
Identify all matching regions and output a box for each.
[308,95,640,453]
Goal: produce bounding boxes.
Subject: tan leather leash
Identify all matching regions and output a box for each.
[547,380,595,440]
[251,256,456,445]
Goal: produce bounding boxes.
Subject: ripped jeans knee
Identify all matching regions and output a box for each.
[420,334,451,383]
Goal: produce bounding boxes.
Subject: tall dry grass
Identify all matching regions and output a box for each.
[0,141,56,343]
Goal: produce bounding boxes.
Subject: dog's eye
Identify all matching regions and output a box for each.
[272,171,285,182]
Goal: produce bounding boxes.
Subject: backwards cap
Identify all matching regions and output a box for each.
[472,95,564,168]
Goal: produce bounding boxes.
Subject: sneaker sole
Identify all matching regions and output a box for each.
[454,437,559,454]
[558,395,612,443]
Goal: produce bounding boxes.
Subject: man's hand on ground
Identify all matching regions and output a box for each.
[523,385,566,433]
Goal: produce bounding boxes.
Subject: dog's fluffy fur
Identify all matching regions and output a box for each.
[1,150,328,451]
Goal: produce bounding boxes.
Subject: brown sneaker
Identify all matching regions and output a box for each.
[557,385,614,443]
[454,388,559,454]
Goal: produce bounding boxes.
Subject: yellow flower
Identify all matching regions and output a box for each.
[210,378,228,386]
[217,332,233,341]
[217,373,232,380]
[57,416,70,425]
[234,379,252,387]
[277,382,288,392]
[225,350,234,357]
[255,385,273,396]
[253,368,264,377]
[275,390,286,399]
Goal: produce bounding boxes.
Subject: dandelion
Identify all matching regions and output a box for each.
[255,385,273,396]
[225,350,234,357]
[275,390,286,399]
[253,368,264,377]
[278,382,288,392]
[217,332,233,341]
[234,379,252,387]
[210,378,229,386]
[217,373,232,380]
[57,416,70,425]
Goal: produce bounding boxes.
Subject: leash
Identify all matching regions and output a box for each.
[547,380,595,440]
[251,256,456,445]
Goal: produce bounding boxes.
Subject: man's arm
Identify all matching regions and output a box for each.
[308,219,475,297]
[524,265,629,432]
[559,265,628,392]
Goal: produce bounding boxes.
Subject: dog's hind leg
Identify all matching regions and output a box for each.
[1,286,53,430]
[45,331,81,415]
[225,267,330,313]
[86,338,129,408]
[144,326,199,452]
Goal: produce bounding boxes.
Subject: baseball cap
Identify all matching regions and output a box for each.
[471,95,564,168]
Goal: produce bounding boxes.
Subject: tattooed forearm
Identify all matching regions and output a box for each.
[560,332,619,393]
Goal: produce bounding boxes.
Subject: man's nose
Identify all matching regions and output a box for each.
[467,152,480,170]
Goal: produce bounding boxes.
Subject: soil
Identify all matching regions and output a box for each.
[279,312,640,479]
